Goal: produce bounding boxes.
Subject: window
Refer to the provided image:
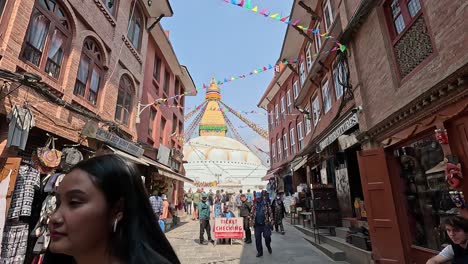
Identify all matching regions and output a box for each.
[128,4,143,50]
[314,23,322,52]
[178,121,183,134]
[153,56,161,81]
[172,114,177,134]
[22,0,71,79]
[148,107,156,137]
[293,81,299,99]
[163,71,170,95]
[160,117,166,144]
[280,96,285,120]
[333,62,346,99]
[271,142,276,162]
[283,133,288,158]
[297,122,304,150]
[175,78,180,96]
[322,79,331,113]
[275,105,279,126]
[312,97,320,126]
[323,0,334,32]
[115,75,134,125]
[74,38,104,105]
[268,111,273,130]
[388,0,422,37]
[299,62,306,85]
[0,0,6,17]
[277,138,282,161]
[290,127,296,155]
[306,43,312,71]
[396,134,449,251]
[286,90,292,114]
[101,0,117,16]
[305,106,312,134]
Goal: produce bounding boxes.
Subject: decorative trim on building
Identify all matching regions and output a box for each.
[122,35,143,64]
[363,70,468,143]
[93,0,117,27]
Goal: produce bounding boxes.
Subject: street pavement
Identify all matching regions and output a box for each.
[165,217,349,264]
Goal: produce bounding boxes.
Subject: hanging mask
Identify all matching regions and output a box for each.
[435,129,449,145]
[446,161,463,189]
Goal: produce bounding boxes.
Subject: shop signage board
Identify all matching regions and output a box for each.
[317,112,358,153]
[82,121,144,157]
[214,217,244,239]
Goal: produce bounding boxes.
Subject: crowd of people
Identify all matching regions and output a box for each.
[181,188,287,258]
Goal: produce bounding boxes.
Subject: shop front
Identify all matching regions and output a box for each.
[357,86,468,263]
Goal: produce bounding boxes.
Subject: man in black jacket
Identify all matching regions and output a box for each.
[271,194,286,234]
[239,194,252,244]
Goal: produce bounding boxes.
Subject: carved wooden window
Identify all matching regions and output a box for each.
[74,38,104,105]
[385,0,432,78]
[22,0,71,79]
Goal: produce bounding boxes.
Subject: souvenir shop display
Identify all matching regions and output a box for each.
[445,155,463,189]
[435,129,449,145]
[60,147,83,172]
[37,136,62,169]
[6,104,35,151]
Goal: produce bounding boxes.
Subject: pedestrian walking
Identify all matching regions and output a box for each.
[149,190,163,221]
[192,188,201,220]
[271,193,286,234]
[213,196,222,218]
[239,194,252,244]
[198,193,214,245]
[186,188,193,215]
[208,189,214,206]
[160,195,169,220]
[44,154,179,264]
[250,192,274,258]
[246,189,253,203]
[235,189,243,215]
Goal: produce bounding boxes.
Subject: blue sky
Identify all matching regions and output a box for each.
[161,0,293,162]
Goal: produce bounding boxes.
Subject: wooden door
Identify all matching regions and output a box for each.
[447,114,468,194]
[358,148,405,263]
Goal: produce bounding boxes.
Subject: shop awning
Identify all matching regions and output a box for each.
[141,156,194,184]
[293,156,308,172]
[106,146,149,166]
[261,167,283,181]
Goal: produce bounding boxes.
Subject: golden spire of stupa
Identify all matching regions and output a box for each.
[199,77,226,136]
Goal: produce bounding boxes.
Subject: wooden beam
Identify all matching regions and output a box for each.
[287,64,299,76]
[293,25,315,44]
[298,1,320,20]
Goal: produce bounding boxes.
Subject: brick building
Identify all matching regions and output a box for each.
[0,0,194,250]
[259,0,467,263]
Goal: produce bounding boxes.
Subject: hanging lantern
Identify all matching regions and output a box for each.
[435,129,449,144]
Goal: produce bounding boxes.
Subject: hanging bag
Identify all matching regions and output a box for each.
[37,136,62,168]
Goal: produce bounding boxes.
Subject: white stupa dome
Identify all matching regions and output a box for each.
[183,136,267,192]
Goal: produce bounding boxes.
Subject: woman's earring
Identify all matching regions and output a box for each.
[113,219,118,233]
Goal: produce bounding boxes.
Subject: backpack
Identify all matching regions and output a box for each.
[255,202,266,226]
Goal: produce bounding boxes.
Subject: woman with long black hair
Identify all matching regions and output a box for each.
[43,154,179,264]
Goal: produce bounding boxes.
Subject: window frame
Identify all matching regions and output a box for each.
[275,104,279,126]
[21,0,72,81]
[305,106,312,134]
[312,96,321,126]
[286,89,292,114]
[0,0,6,18]
[148,107,156,137]
[283,133,288,158]
[299,61,306,85]
[333,62,345,100]
[322,79,331,113]
[74,38,104,105]
[101,0,119,17]
[385,0,423,43]
[277,138,282,161]
[314,23,322,53]
[293,81,299,99]
[160,117,166,144]
[297,122,304,150]
[268,110,273,130]
[280,96,285,120]
[306,43,313,72]
[271,142,276,163]
[323,0,334,32]
[153,56,161,81]
[115,75,134,126]
[163,71,170,95]
[290,127,296,155]
[127,2,144,51]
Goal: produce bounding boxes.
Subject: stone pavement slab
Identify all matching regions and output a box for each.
[165,218,348,264]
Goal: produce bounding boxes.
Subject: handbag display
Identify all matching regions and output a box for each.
[37,136,62,168]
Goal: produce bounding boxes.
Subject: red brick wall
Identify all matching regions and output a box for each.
[0,0,150,154]
[351,0,468,131]
[139,34,184,151]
